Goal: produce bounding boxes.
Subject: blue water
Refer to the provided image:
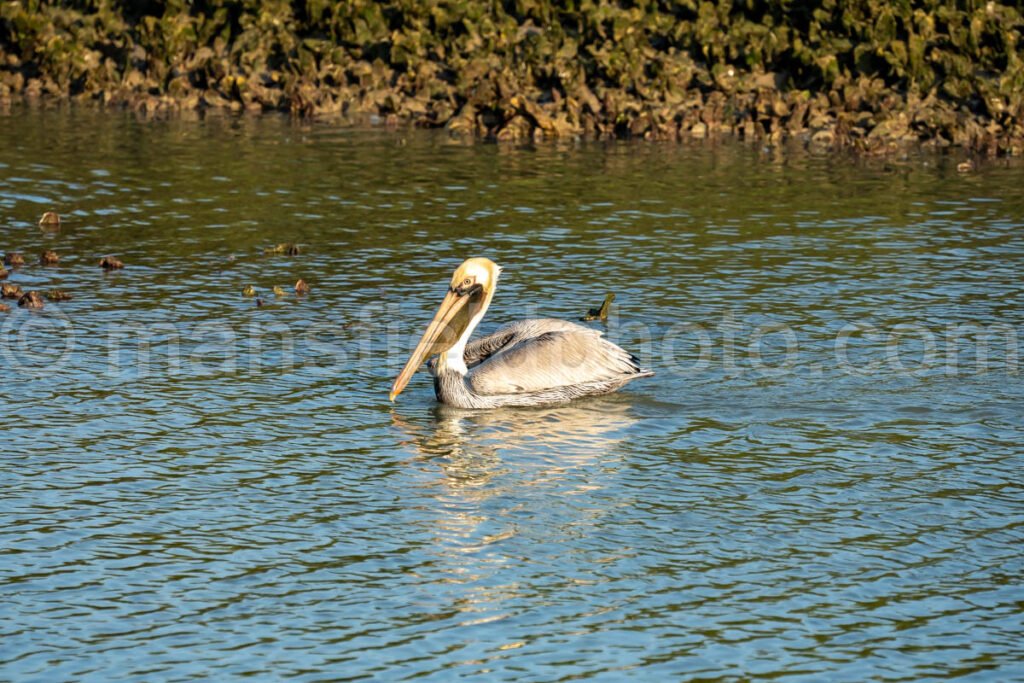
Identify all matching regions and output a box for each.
[1,109,1023,681]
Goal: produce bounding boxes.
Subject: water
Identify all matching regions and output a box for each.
[2,108,1023,681]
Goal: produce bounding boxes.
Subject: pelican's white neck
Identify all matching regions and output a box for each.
[442,332,471,375]
[438,272,498,376]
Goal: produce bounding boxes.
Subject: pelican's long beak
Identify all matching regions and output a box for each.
[390,287,475,401]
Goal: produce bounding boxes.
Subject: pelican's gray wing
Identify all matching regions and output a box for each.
[466,319,647,395]
[462,319,578,367]
[463,327,518,368]
[428,325,518,376]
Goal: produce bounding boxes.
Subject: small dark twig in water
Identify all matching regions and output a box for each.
[265,243,300,256]
[100,256,125,270]
[18,291,45,309]
[2,283,23,299]
[39,211,61,227]
[581,293,615,322]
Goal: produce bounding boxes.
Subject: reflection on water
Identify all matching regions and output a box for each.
[1,108,1022,680]
[398,400,635,468]
[396,401,637,545]
[391,402,639,638]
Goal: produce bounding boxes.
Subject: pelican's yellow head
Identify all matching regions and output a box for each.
[448,257,501,295]
[390,258,501,402]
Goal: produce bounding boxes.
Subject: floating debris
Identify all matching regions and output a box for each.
[40,249,60,265]
[4,252,25,267]
[295,279,310,294]
[242,285,257,297]
[1,283,23,299]
[45,289,73,301]
[18,291,44,309]
[256,298,264,307]
[100,256,125,269]
[581,293,616,322]
[38,211,61,227]
[272,285,286,297]
[265,243,300,256]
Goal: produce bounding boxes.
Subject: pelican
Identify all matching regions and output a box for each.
[390,258,653,409]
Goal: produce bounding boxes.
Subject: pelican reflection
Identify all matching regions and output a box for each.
[389,400,643,630]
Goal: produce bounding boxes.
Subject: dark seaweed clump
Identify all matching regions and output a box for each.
[1,1,1022,154]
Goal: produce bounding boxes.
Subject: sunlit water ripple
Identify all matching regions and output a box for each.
[1,109,1022,681]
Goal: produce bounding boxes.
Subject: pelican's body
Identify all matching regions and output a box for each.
[391,258,653,409]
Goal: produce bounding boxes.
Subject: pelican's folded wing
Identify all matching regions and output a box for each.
[467,320,645,395]
[463,328,517,369]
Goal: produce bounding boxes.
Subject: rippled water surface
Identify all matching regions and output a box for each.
[2,109,1023,681]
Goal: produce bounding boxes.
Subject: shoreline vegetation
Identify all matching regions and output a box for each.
[2,1,1023,155]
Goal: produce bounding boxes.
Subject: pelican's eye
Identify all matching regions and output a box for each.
[452,276,478,296]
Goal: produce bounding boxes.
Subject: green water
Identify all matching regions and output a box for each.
[1,108,1022,681]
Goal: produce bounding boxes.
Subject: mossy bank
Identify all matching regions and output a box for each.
[2,1,1023,154]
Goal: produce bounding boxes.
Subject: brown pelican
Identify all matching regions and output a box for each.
[390,258,653,409]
